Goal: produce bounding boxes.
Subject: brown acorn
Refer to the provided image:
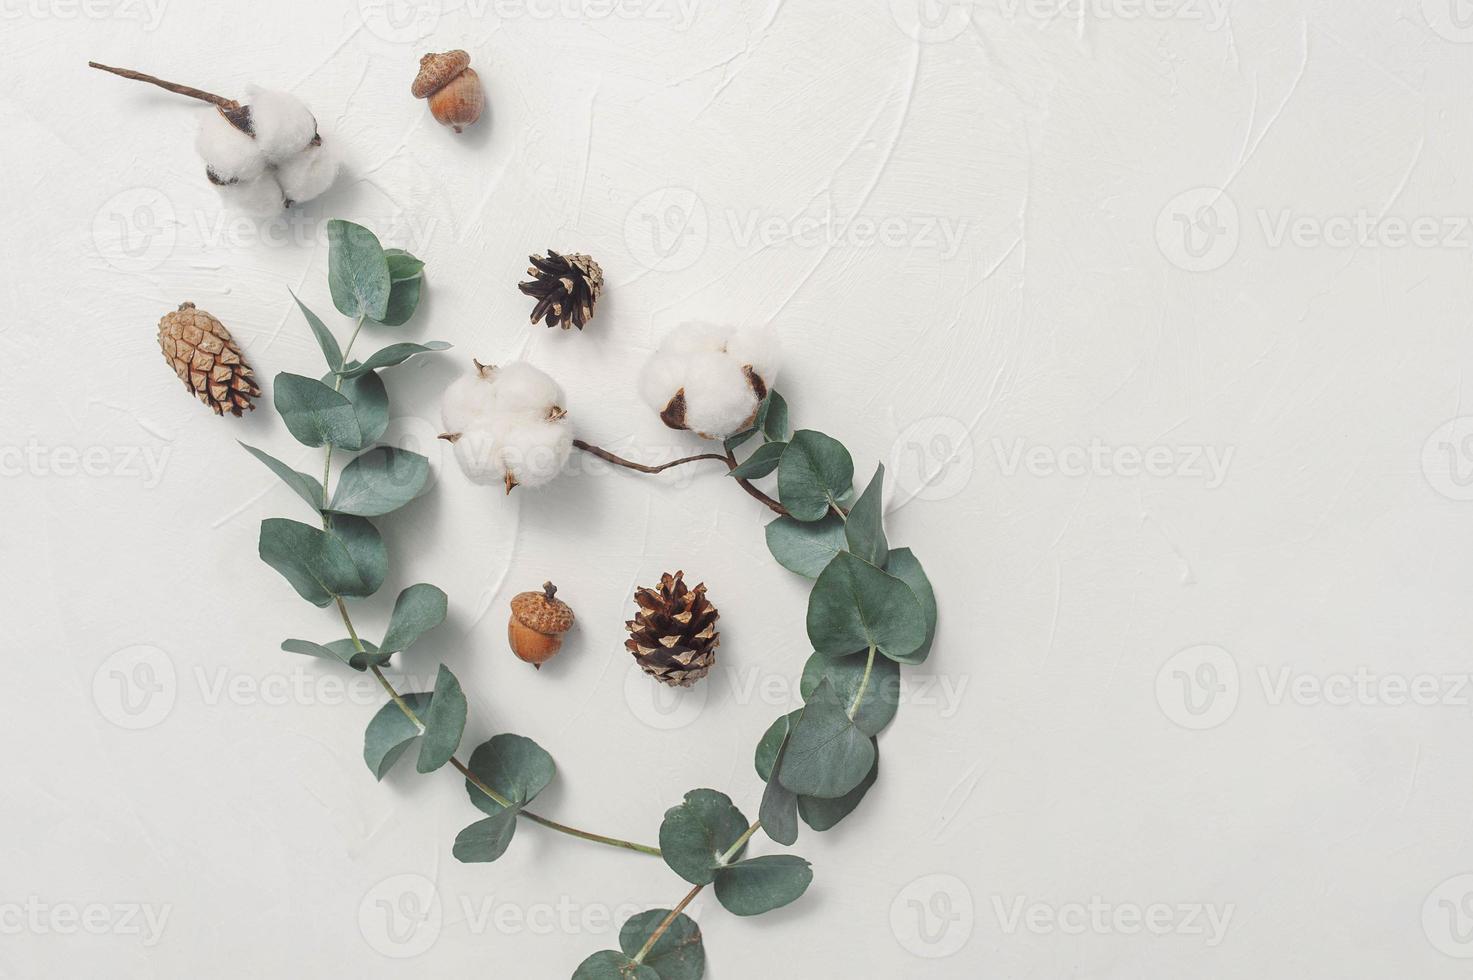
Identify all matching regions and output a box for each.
[508,582,575,668]
[412,50,484,133]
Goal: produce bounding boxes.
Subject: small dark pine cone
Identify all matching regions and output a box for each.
[625,571,720,687]
[518,249,603,331]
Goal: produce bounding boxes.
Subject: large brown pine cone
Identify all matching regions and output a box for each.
[625,571,719,687]
[157,302,261,417]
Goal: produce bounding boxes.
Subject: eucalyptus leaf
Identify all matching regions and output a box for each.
[658,789,750,885]
[807,551,926,663]
[272,373,361,449]
[377,275,423,327]
[289,291,342,370]
[258,518,362,606]
[801,650,899,737]
[758,716,801,847]
[799,745,878,831]
[844,463,889,567]
[764,513,846,579]
[619,909,705,980]
[384,248,425,281]
[778,678,876,799]
[326,515,387,598]
[240,442,324,512]
[754,711,801,782]
[328,447,430,517]
[885,548,937,665]
[337,342,451,378]
[713,855,813,917]
[363,691,431,780]
[463,734,556,816]
[762,392,789,441]
[325,367,388,451]
[729,441,785,480]
[416,665,467,773]
[453,809,519,864]
[327,219,391,321]
[778,429,853,521]
[571,952,658,980]
[281,637,389,671]
[379,584,448,654]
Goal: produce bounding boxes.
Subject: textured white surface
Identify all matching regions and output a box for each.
[4,1,1473,977]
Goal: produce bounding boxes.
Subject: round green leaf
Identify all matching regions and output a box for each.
[326,367,388,452]
[379,584,448,654]
[453,809,519,864]
[729,441,785,480]
[618,910,705,980]
[807,551,926,663]
[799,743,878,832]
[377,276,424,327]
[801,651,899,737]
[713,855,813,917]
[658,789,750,885]
[363,691,431,780]
[258,517,362,606]
[240,441,324,512]
[327,219,391,321]
[777,430,853,521]
[572,951,659,980]
[844,463,889,567]
[754,711,801,782]
[273,373,360,449]
[416,664,466,773]
[326,515,387,598]
[884,547,937,665]
[764,513,846,578]
[464,734,556,816]
[757,714,802,847]
[329,447,430,517]
[778,678,876,799]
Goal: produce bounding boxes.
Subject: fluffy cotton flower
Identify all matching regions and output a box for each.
[638,323,781,440]
[197,108,267,184]
[215,173,287,217]
[245,86,320,163]
[276,140,340,205]
[443,360,573,492]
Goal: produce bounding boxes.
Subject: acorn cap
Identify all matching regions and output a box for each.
[510,582,575,634]
[412,50,472,99]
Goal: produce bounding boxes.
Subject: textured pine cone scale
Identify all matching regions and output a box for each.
[157,302,261,417]
[518,249,603,331]
[626,571,720,688]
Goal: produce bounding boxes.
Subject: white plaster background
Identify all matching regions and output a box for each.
[4,0,1473,976]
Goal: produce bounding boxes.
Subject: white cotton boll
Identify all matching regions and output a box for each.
[724,325,781,387]
[638,350,692,415]
[499,418,573,488]
[275,140,340,205]
[489,361,564,417]
[196,109,267,184]
[215,173,286,217]
[452,427,506,486]
[663,321,733,357]
[682,352,760,439]
[246,87,319,163]
[441,370,498,433]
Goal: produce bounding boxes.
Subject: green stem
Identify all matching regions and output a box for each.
[320,315,366,508]
[632,820,762,965]
[847,645,877,720]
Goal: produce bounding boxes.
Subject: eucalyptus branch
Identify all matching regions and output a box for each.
[88,61,239,109]
[572,439,789,516]
[632,882,707,966]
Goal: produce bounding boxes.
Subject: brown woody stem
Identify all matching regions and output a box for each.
[573,440,789,517]
[633,820,762,965]
[88,61,238,109]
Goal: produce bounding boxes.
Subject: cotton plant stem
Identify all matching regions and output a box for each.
[570,440,788,516]
[633,820,763,965]
[88,62,239,109]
